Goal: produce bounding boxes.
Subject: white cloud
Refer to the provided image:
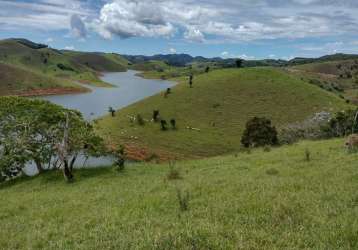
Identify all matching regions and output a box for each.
[238,54,256,60]
[64,45,75,50]
[70,14,87,38]
[184,27,205,43]
[45,37,54,43]
[169,48,177,53]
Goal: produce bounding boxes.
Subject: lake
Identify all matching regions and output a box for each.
[24,70,174,176]
[40,70,174,120]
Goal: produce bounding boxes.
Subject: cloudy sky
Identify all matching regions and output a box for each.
[0,0,358,59]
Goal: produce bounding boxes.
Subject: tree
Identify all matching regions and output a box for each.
[0,97,105,181]
[161,120,168,131]
[189,74,193,88]
[153,110,160,122]
[236,59,244,68]
[108,107,115,117]
[205,66,210,73]
[241,117,278,148]
[170,119,176,129]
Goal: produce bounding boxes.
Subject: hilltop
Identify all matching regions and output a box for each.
[1,139,357,249]
[96,67,349,160]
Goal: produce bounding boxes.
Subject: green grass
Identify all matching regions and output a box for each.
[1,139,358,249]
[0,62,87,95]
[96,67,350,159]
[288,60,358,104]
[0,38,129,93]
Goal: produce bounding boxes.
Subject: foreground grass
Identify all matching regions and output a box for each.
[97,67,349,160]
[1,139,358,249]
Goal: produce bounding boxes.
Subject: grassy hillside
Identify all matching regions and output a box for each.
[1,139,358,249]
[288,60,358,104]
[96,67,349,160]
[0,62,87,96]
[0,38,129,94]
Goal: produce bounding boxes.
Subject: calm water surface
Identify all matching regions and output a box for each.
[40,70,174,120]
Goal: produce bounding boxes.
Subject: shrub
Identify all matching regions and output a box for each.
[136,114,145,126]
[241,117,278,148]
[322,109,358,137]
[152,110,160,122]
[170,119,176,129]
[266,168,279,175]
[160,120,168,131]
[176,189,190,212]
[167,161,181,180]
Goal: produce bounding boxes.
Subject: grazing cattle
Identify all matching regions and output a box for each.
[345,134,358,151]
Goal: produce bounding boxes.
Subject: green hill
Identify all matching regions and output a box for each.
[1,139,358,249]
[96,67,349,160]
[0,62,87,96]
[0,38,129,95]
[288,60,358,104]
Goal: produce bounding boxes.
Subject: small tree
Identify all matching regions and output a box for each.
[205,66,210,73]
[236,59,243,68]
[189,74,193,88]
[137,114,145,126]
[108,107,115,117]
[153,110,160,122]
[170,119,176,129]
[161,120,168,131]
[241,117,278,148]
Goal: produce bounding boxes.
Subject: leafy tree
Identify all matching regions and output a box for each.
[241,117,278,148]
[322,109,358,137]
[236,59,244,68]
[108,107,115,117]
[161,120,168,131]
[170,119,176,129]
[0,97,105,181]
[205,66,210,73]
[189,74,193,88]
[153,110,160,122]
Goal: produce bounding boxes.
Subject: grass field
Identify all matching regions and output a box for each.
[0,62,87,96]
[96,67,350,160]
[0,39,129,95]
[1,139,358,249]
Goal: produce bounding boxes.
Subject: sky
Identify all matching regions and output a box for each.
[0,0,358,59]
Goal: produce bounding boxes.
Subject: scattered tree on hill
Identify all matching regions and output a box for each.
[161,120,168,131]
[137,114,145,126]
[0,97,105,182]
[236,59,244,68]
[189,74,193,88]
[241,117,278,148]
[112,145,125,171]
[205,66,210,73]
[153,110,160,122]
[321,109,358,137]
[108,107,115,117]
[170,119,176,129]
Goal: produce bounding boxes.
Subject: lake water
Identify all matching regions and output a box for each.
[24,70,174,176]
[40,70,174,120]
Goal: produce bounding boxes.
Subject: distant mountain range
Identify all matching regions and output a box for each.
[123,53,358,68]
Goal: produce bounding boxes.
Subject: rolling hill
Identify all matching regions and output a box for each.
[0,38,129,95]
[1,139,357,249]
[96,67,350,160]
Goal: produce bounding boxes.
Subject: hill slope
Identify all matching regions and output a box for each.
[96,67,349,160]
[0,38,128,95]
[1,139,358,249]
[0,63,87,96]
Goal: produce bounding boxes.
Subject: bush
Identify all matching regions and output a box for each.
[136,114,145,126]
[241,117,278,148]
[167,161,181,180]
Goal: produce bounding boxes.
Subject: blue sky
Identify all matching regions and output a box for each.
[0,0,358,59]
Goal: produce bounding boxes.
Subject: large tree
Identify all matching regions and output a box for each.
[0,97,105,181]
